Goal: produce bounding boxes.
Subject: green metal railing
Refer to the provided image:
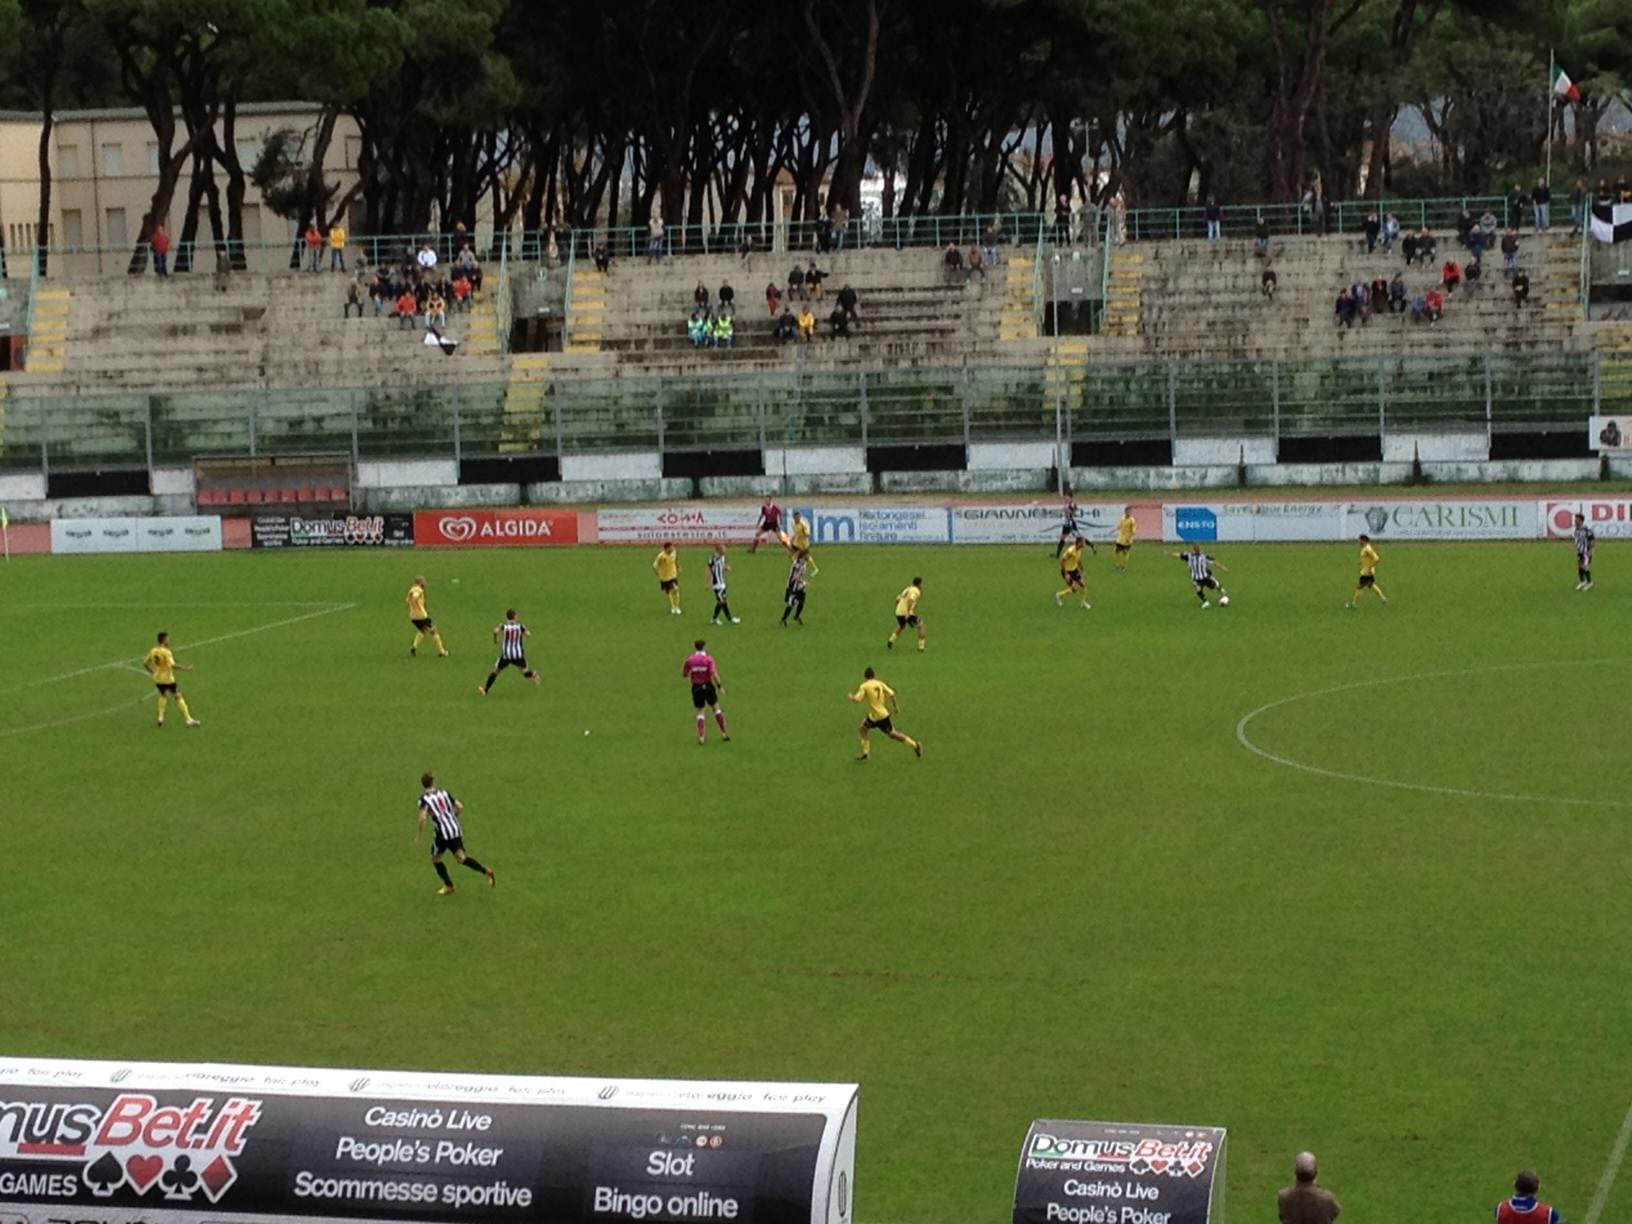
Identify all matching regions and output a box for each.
[0,351,1601,475]
[1099,206,1115,327]
[494,239,513,355]
[1125,196,1510,241]
[562,242,577,350]
[1029,226,1046,334]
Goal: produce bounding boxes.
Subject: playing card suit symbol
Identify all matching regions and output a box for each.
[1149,1158,1171,1173]
[199,1155,237,1202]
[126,1154,164,1192]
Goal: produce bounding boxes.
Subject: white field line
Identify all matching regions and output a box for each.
[1,601,343,610]
[1236,657,1632,809]
[0,601,357,707]
[1585,1098,1632,1224]
[0,696,153,739]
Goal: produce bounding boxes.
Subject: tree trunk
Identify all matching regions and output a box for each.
[34,64,56,277]
[1259,0,1346,202]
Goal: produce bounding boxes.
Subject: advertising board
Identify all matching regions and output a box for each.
[596,508,760,545]
[52,517,223,555]
[0,1058,859,1224]
[1588,416,1632,452]
[1013,1119,1226,1224]
[1340,499,1536,540]
[1163,503,1344,543]
[950,503,1123,545]
[794,507,951,544]
[1542,498,1632,539]
[414,509,578,548]
[251,514,414,549]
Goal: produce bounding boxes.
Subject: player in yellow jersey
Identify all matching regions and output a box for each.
[142,632,200,728]
[1346,534,1388,608]
[1055,537,1093,608]
[1113,506,1137,571]
[407,575,448,657]
[887,577,926,651]
[653,541,683,614]
[788,511,818,576]
[848,667,922,760]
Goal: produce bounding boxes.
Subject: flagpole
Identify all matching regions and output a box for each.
[2,510,9,563]
[1546,48,1554,190]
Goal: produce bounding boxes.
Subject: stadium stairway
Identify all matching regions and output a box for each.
[26,287,71,375]
[999,252,1038,341]
[1596,323,1632,411]
[1042,340,1089,417]
[501,353,551,451]
[1087,232,1590,361]
[0,374,7,457]
[566,265,606,354]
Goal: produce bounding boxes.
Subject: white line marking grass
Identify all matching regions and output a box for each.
[1236,658,1632,809]
[1585,1098,1632,1224]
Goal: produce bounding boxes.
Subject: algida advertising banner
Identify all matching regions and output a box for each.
[1013,1119,1226,1224]
[0,1059,859,1224]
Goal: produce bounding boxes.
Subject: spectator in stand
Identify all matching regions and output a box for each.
[1415,227,1436,266]
[829,304,850,339]
[425,290,447,331]
[1054,193,1072,244]
[328,221,347,271]
[1532,177,1551,230]
[1255,215,1271,258]
[694,281,710,312]
[816,210,834,254]
[395,288,418,329]
[1335,287,1357,328]
[1468,222,1487,264]
[1369,276,1389,316]
[1479,208,1499,242]
[1513,268,1530,309]
[1388,272,1407,313]
[688,309,707,347]
[718,312,735,348]
[1261,265,1277,298]
[593,242,612,274]
[797,304,817,341]
[944,241,963,279]
[647,213,665,263]
[1495,1170,1561,1224]
[451,221,472,256]
[1500,228,1520,277]
[739,232,757,269]
[1362,209,1380,253]
[836,283,860,329]
[1276,1152,1340,1224]
[150,223,171,277]
[774,308,797,342]
[1353,280,1372,321]
[806,262,827,300]
[304,224,323,272]
[1619,175,1631,203]
[1456,207,1477,249]
[1571,177,1588,235]
[788,262,807,302]
[1507,182,1527,230]
[982,219,1000,268]
[1401,229,1419,265]
[1598,178,1613,208]
[1464,258,1483,294]
[964,243,986,283]
[452,275,472,313]
[344,279,364,318]
[455,246,482,292]
[718,280,735,317]
[832,201,850,253]
[1381,212,1400,254]
[1410,292,1429,323]
[1425,286,1444,320]
[416,241,438,277]
[766,280,781,316]
[1204,194,1222,242]
[1442,257,1462,294]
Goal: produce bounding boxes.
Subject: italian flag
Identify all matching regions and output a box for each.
[1553,62,1581,102]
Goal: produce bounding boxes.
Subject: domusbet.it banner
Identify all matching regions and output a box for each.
[0,1057,859,1224]
[1013,1120,1226,1224]
[792,507,951,544]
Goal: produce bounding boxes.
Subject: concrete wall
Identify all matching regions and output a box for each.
[1381,432,1489,463]
[764,446,867,476]
[150,466,195,496]
[357,459,458,489]
[560,452,662,482]
[1173,437,1276,466]
[967,442,1059,471]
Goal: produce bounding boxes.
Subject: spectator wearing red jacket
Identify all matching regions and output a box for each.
[150,223,171,277]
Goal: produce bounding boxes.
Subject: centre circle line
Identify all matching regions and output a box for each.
[1235,657,1632,809]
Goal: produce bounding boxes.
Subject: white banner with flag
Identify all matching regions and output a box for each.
[1592,203,1632,244]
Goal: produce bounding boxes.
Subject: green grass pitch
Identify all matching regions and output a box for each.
[3,540,1630,1223]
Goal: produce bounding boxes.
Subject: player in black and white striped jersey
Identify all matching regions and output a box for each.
[708,543,741,624]
[479,609,541,694]
[415,771,495,895]
[1573,512,1596,590]
[781,550,810,625]
[1166,542,1230,608]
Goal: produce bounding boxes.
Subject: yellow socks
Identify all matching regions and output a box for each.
[432,632,447,653]
[175,696,193,721]
[412,631,424,650]
[156,695,168,723]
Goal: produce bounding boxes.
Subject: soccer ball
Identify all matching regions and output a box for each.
[1219,596,1230,607]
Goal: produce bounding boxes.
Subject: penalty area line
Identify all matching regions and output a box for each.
[1585,1098,1632,1224]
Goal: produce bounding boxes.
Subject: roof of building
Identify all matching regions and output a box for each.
[0,102,330,123]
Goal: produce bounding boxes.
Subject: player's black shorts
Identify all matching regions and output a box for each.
[432,835,464,857]
[1064,569,1084,585]
[1060,520,1078,536]
[691,682,718,709]
[1114,543,1131,555]
[495,656,528,672]
[660,578,678,592]
[412,617,434,632]
[155,682,178,695]
[864,716,894,734]
[1358,574,1375,587]
[896,614,918,627]
[1196,576,1220,591]
[759,516,781,533]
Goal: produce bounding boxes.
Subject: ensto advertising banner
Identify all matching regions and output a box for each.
[1013,1120,1226,1224]
[0,1058,858,1224]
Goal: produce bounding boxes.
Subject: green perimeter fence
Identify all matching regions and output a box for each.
[0,351,1605,474]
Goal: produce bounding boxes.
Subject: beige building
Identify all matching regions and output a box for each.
[0,102,364,276]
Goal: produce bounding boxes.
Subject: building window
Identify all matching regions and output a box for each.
[236,138,261,169]
[105,207,128,248]
[58,143,80,177]
[62,209,83,248]
[101,143,124,177]
[148,142,161,175]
